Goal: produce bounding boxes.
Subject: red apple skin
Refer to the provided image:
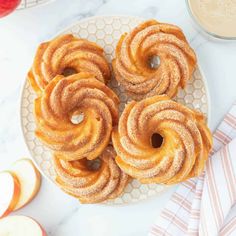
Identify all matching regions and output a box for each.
[35,218,48,236]
[27,216,48,236]
[0,0,21,18]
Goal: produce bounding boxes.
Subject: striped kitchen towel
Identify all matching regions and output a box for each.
[149,102,236,236]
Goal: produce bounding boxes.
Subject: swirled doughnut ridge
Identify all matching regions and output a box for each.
[28,34,111,95]
[112,95,212,184]
[53,146,129,203]
[34,72,119,160]
[112,20,197,100]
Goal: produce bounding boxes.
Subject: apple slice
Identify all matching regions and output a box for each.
[11,159,41,210]
[0,215,47,236]
[0,171,20,218]
[0,0,21,18]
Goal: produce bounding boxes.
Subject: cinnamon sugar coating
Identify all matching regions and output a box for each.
[34,72,119,160]
[112,95,212,184]
[28,34,111,95]
[112,20,197,100]
[53,146,129,203]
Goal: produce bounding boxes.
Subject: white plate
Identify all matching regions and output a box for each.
[20,15,210,204]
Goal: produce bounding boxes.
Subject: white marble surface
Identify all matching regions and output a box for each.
[0,0,236,235]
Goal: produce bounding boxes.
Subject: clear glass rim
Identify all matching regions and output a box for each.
[185,0,236,41]
[17,0,54,11]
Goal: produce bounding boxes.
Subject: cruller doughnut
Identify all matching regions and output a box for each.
[112,95,212,184]
[28,34,111,95]
[53,146,129,203]
[34,72,119,161]
[112,20,197,100]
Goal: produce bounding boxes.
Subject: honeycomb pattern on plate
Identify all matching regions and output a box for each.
[21,16,209,205]
[18,0,51,9]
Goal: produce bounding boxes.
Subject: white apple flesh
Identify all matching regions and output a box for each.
[11,159,41,210]
[0,215,47,236]
[0,171,20,218]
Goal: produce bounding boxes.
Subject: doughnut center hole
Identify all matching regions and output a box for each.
[62,67,77,76]
[86,159,101,171]
[151,133,163,148]
[70,112,84,125]
[148,55,161,69]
